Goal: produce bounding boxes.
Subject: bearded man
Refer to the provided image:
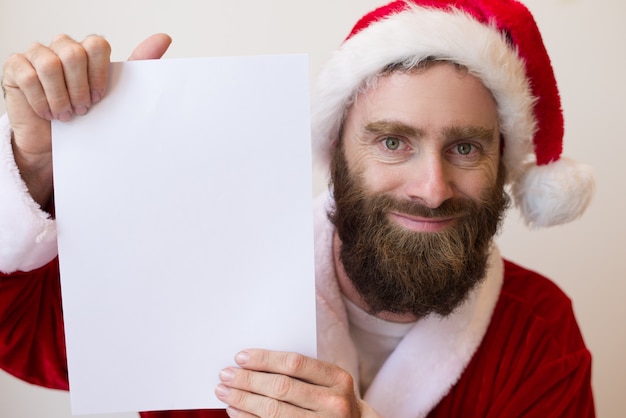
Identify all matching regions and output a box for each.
[327,64,510,320]
[0,0,595,417]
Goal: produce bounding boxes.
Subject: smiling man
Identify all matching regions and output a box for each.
[0,0,596,417]
[330,64,507,321]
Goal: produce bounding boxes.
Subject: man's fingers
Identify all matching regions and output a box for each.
[4,33,167,124]
[219,365,318,408]
[49,35,90,118]
[235,349,347,387]
[215,381,310,418]
[21,42,73,121]
[10,34,111,122]
[2,53,51,121]
[217,349,358,415]
[128,33,172,61]
[81,35,111,104]
[217,363,358,417]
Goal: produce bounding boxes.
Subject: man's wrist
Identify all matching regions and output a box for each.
[10,132,54,208]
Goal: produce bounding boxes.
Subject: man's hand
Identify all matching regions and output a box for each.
[215,349,376,418]
[1,33,171,207]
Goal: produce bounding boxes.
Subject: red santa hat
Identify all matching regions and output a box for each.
[311,0,594,227]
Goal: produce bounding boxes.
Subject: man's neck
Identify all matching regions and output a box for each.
[332,232,419,324]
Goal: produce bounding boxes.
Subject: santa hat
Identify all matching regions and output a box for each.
[311,0,594,228]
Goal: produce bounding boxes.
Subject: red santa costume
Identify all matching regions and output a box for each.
[0,0,595,417]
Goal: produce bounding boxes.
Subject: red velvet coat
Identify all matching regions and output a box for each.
[0,257,593,417]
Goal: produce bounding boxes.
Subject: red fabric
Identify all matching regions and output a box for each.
[0,258,68,390]
[0,258,593,416]
[139,410,227,418]
[428,260,594,417]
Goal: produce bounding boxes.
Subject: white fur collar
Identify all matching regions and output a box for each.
[314,194,503,417]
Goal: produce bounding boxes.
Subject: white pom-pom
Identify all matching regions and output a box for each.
[511,157,595,228]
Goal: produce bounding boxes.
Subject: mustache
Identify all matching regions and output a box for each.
[365,194,478,220]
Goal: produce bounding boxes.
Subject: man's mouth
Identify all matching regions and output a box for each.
[388,211,458,233]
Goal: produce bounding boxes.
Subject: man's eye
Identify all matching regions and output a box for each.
[384,137,402,150]
[456,143,474,155]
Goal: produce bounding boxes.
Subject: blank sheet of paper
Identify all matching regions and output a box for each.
[51,55,315,415]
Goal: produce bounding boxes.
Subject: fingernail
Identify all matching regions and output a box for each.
[57,111,73,122]
[219,368,235,383]
[226,406,240,417]
[44,110,53,121]
[91,90,102,104]
[215,384,231,399]
[235,351,249,365]
[74,105,88,116]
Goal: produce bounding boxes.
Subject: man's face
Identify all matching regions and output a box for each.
[329,63,509,317]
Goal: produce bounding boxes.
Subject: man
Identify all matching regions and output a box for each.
[0,0,595,417]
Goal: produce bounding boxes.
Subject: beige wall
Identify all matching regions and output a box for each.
[1,0,623,416]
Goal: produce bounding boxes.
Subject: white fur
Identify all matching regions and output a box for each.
[513,157,595,228]
[0,114,57,273]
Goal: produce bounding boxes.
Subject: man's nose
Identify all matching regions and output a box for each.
[403,154,454,209]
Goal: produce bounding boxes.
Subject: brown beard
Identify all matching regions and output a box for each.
[328,145,510,317]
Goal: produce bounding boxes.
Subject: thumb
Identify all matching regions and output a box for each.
[128,33,172,61]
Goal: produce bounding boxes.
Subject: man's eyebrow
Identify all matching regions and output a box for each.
[364,120,424,137]
[364,121,497,143]
[444,125,497,143]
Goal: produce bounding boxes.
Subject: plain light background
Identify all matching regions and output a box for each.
[0,0,623,417]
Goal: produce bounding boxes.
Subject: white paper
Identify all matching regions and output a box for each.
[51,55,316,415]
